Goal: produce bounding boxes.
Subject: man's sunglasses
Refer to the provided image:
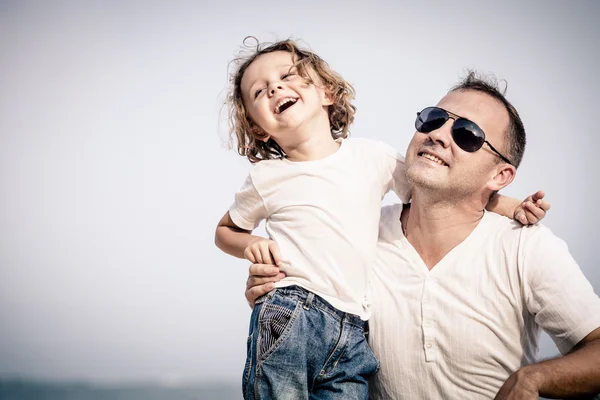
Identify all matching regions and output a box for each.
[415,106,513,165]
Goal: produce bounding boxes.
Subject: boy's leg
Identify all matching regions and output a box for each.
[244,286,313,399]
[310,319,380,400]
[245,286,351,400]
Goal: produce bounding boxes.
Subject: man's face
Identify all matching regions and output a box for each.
[405,90,511,198]
[240,51,332,146]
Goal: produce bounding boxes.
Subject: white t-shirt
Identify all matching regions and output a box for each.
[229,138,411,319]
[369,204,600,399]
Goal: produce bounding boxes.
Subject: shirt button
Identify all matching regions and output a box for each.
[422,297,429,303]
[425,342,433,349]
[423,320,432,327]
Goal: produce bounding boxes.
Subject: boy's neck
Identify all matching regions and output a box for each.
[284,135,341,162]
[278,109,340,162]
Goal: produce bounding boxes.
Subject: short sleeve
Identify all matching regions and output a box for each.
[228,174,269,231]
[378,142,412,204]
[521,226,600,354]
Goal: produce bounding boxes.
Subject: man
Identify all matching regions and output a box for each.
[244,73,600,399]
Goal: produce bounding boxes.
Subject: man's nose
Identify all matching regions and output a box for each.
[428,119,453,148]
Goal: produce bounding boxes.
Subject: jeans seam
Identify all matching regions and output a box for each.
[320,319,348,378]
[242,333,253,399]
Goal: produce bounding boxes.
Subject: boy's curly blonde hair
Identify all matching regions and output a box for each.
[227,38,356,163]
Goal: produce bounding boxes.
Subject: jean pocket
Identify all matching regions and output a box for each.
[242,333,253,400]
[257,301,297,361]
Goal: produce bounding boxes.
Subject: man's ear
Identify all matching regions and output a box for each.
[487,163,516,192]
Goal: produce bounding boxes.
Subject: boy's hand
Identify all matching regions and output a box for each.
[244,238,282,266]
[514,190,551,225]
[245,263,286,308]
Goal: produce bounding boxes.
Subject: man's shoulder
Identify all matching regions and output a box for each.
[482,212,555,243]
[481,212,570,266]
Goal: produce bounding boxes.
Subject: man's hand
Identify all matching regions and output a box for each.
[514,190,551,225]
[494,367,542,400]
[245,263,285,308]
[244,238,282,265]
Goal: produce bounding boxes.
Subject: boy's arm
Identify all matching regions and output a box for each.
[486,190,551,224]
[215,211,282,264]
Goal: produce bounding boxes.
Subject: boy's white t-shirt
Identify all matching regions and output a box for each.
[229,138,410,319]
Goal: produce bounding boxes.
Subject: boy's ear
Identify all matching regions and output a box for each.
[322,90,334,106]
[250,124,270,142]
[487,163,516,192]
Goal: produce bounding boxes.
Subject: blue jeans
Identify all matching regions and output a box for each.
[242,285,379,400]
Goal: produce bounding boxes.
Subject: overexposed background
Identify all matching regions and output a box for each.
[1,0,598,387]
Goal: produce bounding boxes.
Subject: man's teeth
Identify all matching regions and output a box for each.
[275,98,297,114]
[421,153,446,165]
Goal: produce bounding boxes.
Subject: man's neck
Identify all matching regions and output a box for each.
[401,192,486,270]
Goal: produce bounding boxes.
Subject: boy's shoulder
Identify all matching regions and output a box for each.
[342,137,400,158]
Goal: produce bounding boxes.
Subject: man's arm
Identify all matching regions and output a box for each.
[495,327,600,399]
[495,224,600,399]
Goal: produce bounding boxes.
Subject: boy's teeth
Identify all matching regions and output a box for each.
[275,98,297,114]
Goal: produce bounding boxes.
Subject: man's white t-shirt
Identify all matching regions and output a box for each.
[369,204,600,399]
[229,138,411,319]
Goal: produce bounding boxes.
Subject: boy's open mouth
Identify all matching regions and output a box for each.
[275,97,298,114]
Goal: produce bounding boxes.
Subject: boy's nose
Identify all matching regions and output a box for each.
[269,85,284,96]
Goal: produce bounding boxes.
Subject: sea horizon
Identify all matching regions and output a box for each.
[0,378,241,400]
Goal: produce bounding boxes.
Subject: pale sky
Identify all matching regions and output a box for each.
[1,0,599,385]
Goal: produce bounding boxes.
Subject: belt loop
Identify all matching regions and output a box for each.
[303,292,315,310]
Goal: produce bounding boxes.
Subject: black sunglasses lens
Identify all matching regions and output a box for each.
[452,119,485,152]
[416,107,448,133]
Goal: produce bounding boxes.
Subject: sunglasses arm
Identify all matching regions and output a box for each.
[485,140,513,165]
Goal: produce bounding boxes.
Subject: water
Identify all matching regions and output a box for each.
[0,380,241,400]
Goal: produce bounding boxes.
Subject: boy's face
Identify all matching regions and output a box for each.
[240,51,332,145]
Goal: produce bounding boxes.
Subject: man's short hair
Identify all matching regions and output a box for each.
[449,72,526,168]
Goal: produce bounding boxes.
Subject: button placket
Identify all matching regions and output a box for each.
[421,276,437,362]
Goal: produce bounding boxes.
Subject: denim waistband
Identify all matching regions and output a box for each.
[260,285,367,330]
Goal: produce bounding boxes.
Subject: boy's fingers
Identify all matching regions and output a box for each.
[515,210,527,224]
[536,200,551,211]
[251,248,262,263]
[524,202,545,219]
[531,190,545,202]
[259,244,274,265]
[268,242,283,266]
[244,247,256,263]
